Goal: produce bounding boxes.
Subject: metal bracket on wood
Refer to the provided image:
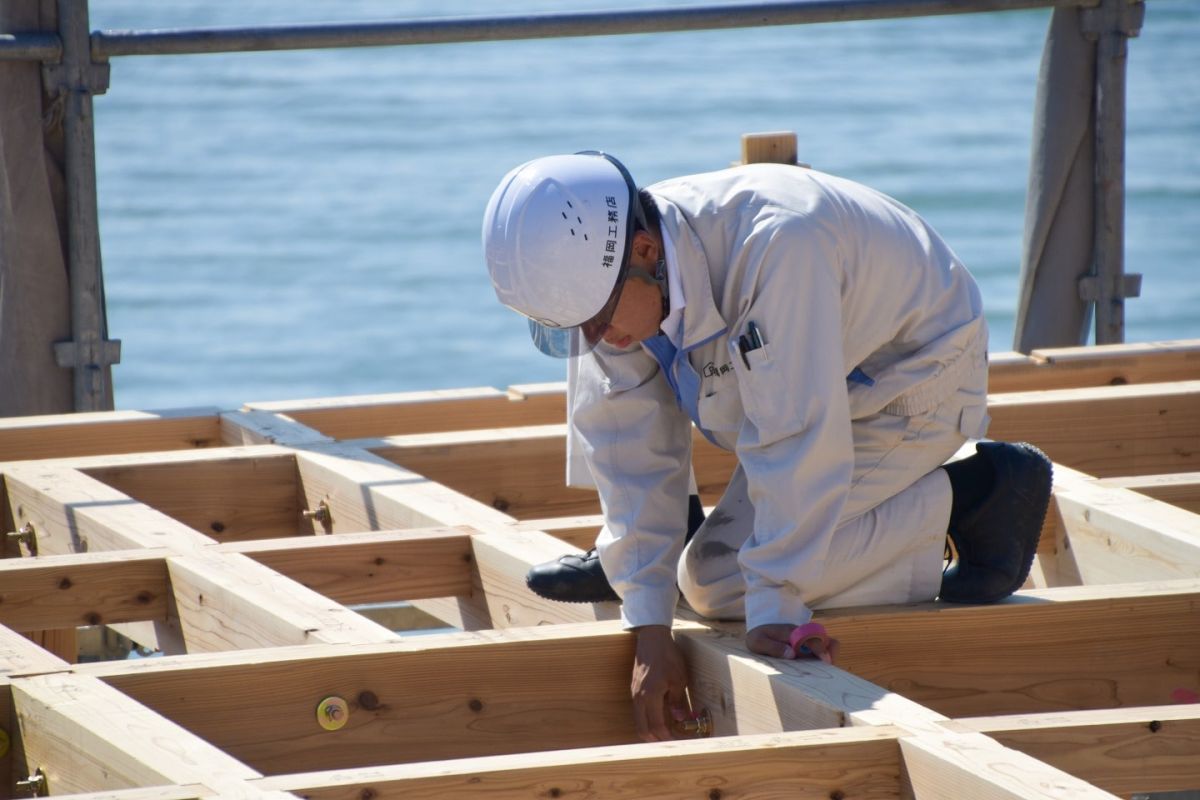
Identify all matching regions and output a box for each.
[40,57,111,97]
[54,338,122,370]
[1078,273,1142,303]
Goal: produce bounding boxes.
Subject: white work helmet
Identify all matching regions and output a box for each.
[482,151,643,357]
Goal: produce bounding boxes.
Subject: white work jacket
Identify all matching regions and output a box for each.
[570,164,987,631]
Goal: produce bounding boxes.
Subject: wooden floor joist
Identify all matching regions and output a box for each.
[1,339,1199,798]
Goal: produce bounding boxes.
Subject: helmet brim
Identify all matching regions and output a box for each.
[528,266,628,358]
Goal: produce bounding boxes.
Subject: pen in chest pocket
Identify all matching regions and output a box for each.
[737,321,765,368]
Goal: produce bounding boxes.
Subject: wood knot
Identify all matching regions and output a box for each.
[210,521,226,533]
[59,577,73,590]
[830,792,846,800]
[1149,720,1162,733]
[468,698,484,713]
[492,497,510,512]
[359,789,377,800]
[358,691,382,711]
[136,591,154,604]
[709,791,723,800]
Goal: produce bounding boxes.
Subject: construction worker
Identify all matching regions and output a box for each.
[481,151,1052,743]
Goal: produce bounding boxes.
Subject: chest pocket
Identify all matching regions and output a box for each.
[695,354,743,434]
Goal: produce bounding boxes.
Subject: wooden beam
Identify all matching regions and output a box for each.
[674,621,948,737]
[40,786,216,800]
[367,425,595,520]
[84,455,304,542]
[812,580,1200,718]
[1099,471,1200,515]
[958,705,1200,796]
[2,464,217,554]
[900,731,1121,799]
[0,625,69,677]
[987,380,1200,478]
[0,409,223,464]
[11,672,261,794]
[989,340,1200,394]
[469,530,620,628]
[246,385,566,441]
[0,550,169,632]
[165,552,398,652]
[256,725,904,800]
[1053,465,1200,583]
[218,528,476,604]
[216,408,332,448]
[81,623,640,776]
[513,514,602,550]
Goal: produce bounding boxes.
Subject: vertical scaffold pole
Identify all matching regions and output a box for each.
[1080,0,1144,345]
[45,0,120,411]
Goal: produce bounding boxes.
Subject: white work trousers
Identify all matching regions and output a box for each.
[677,384,989,621]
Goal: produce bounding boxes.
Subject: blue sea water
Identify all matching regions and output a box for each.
[88,1,1199,411]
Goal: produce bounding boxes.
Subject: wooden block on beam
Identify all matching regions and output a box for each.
[741,131,799,165]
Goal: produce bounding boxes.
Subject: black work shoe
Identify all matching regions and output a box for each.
[525,495,708,604]
[940,441,1053,604]
[526,548,619,603]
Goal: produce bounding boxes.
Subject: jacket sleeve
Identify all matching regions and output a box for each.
[570,343,693,628]
[729,224,855,632]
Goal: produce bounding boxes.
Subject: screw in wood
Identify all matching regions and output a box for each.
[302,500,332,525]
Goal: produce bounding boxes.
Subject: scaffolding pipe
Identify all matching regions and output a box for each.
[0,32,59,60]
[48,0,119,411]
[1087,0,1144,344]
[0,0,1078,62]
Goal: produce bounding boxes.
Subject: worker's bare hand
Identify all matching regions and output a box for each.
[746,623,839,664]
[631,625,691,742]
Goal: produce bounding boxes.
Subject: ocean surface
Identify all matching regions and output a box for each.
[88,1,1199,412]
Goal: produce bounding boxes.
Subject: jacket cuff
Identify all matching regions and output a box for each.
[619,584,680,629]
[744,585,813,632]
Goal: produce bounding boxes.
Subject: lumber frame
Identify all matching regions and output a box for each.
[0,340,1198,798]
[958,705,1200,796]
[255,725,906,800]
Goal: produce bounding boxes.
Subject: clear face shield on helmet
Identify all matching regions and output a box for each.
[527,254,631,358]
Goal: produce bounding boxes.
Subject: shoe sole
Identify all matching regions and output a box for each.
[940,441,1054,604]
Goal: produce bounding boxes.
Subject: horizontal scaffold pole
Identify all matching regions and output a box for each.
[2,0,1079,61]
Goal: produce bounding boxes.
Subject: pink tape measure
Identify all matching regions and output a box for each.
[788,622,829,658]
